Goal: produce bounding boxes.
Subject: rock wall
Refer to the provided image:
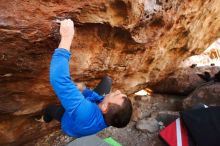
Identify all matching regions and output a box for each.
[0,0,220,145]
[151,66,220,95]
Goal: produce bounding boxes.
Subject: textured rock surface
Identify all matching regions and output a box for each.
[0,0,220,145]
[183,82,220,109]
[154,111,179,126]
[24,130,74,146]
[150,66,220,95]
[136,118,159,133]
[131,93,182,122]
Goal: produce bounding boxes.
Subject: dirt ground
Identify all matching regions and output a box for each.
[26,123,165,146]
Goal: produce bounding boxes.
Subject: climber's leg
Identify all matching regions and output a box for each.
[93,76,112,96]
[43,105,65,123]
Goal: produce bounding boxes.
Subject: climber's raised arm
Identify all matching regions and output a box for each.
[50,19,84,116]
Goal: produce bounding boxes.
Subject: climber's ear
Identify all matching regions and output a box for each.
[100,103,108,114]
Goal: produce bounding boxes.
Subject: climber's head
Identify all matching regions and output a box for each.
[99,90,133,128]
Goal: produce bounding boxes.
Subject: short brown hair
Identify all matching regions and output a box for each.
[103,97,132,128]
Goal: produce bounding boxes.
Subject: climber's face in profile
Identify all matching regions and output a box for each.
[99,90,127,113]
[106,90,127,105]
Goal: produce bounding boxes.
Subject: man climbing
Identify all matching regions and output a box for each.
[42,19,133,138]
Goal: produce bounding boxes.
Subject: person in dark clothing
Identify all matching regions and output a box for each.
[40,19,133,138]
[181,105,220,146]
[160,103,220,146]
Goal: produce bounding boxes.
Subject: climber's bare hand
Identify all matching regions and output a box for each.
[59,19,75,39]
[58,19,75,51]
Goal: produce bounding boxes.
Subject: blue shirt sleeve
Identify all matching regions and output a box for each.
[50,48,85,116]
[82,88,104,103]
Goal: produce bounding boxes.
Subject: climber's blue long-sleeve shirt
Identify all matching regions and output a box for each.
[50,48,108,138]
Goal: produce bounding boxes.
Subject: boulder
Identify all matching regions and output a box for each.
[136,118,159,134]
[183,82,220,109]
[150,66,220,95]
[154,111,179,126]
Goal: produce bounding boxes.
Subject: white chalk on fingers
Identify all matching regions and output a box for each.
[54,19,61,23]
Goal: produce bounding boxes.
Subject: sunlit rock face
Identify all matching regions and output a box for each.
[180,38,220,67]
[0,0,220,145]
